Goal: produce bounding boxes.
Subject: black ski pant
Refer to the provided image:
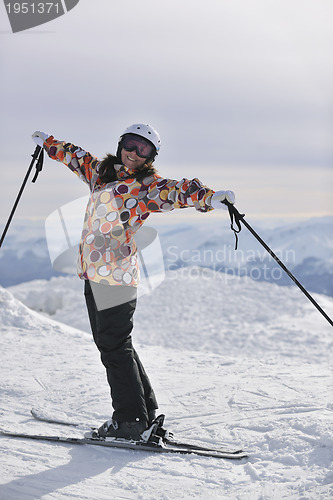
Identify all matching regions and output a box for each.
[84,279,158,423]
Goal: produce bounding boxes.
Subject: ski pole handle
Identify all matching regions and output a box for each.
[221,200,245,250]
[32,148,44,183]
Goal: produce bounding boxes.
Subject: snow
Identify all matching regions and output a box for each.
[1,267,333,499]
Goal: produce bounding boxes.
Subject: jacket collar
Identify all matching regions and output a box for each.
[114,163,134,179]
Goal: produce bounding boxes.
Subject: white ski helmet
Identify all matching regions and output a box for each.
[120,123,161,152]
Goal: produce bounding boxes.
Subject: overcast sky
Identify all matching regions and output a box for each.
[0,0,332,225]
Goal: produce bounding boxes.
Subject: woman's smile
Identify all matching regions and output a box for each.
[121,148,146,170]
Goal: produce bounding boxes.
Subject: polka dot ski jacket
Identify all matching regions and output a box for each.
[44,136,215,287]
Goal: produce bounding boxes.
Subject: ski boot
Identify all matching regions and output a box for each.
[95,418,148,441]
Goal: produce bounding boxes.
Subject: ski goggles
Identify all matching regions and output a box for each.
[120,134,155,159]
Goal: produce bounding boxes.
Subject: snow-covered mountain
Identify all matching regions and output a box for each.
[1,215,333,296]
[0,219,64,286]
[158,215,333,296]
[0,269,332,499]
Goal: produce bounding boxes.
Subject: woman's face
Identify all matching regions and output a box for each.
[121,147,146,171]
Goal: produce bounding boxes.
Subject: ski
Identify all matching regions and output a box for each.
[163,437,243,455]
[0,429,248,460]
[31,408,245,456]
[31,408,85,427]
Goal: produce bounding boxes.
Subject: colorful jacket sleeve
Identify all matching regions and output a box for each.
[139,175,215,213]
[43,136,100,191]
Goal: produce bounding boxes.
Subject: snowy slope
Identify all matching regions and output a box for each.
[7,268,333,362]
[1,270,333,499]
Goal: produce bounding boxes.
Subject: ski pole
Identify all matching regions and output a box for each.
[223,201,333,328]
[0,145,44,248]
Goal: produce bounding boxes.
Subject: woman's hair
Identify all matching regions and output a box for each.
[98,154,157,183]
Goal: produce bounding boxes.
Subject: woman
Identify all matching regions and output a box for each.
[32,124,235,441]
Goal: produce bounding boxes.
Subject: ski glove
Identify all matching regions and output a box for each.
[211,190,236,209]
[32,131,50,147]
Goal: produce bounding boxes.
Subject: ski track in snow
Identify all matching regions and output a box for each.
[0,267,333,499]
